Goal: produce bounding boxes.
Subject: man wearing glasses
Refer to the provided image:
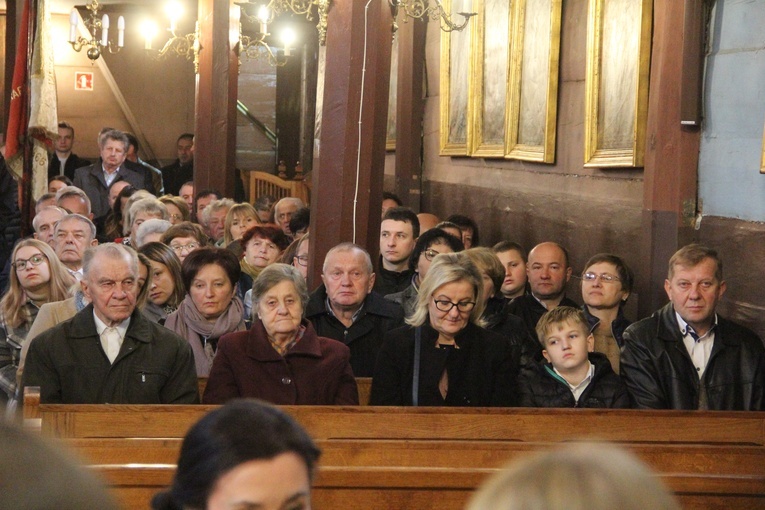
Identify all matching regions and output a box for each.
[305,243,404,377]
[621,244,764,410]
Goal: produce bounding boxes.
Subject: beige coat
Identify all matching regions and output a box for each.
[16,297,78,386]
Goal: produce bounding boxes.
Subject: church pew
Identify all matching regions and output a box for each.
[30,404,765,509]
[68,437,765,478]
[37,404,765,446]
[93,463,765,510]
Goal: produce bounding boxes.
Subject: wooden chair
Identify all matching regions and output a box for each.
[246,170,310,205]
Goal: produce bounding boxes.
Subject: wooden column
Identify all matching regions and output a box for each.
[194,0,239,199]
[308,0,394,287]
[394,18,427,211]
[638,0,702,318]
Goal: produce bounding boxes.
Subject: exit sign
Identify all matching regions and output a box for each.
[74,72,93,91]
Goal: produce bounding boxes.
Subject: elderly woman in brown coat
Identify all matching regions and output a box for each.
[203,263,358,405]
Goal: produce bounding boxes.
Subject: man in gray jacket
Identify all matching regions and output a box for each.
[22,243,198,404]
[73,129,153,220]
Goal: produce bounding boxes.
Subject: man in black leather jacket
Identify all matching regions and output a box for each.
[621,244,764,410]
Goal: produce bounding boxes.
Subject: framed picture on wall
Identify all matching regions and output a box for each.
[505,0,562,163]
[440,0,475,156]
[470,0,510,157]
[584,0,652,168]
[386,35,398,151]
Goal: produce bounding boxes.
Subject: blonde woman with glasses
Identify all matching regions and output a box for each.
[0,239,74,407]
[370,252,519,407]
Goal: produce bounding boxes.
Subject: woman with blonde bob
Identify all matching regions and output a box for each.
[0,239,75,405]
[467,442,680,510]
[370,252,518,407]
[223,202,261,247]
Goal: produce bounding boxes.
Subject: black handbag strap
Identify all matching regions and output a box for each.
[412,326,421,406]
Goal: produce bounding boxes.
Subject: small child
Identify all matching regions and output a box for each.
[519,307,630,408]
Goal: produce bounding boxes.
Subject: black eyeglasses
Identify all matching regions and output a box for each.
[582,272,620,283]
[13,254,47,271]
[295,255,308,267]
[433,298,475,313]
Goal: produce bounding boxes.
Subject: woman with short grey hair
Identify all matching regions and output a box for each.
[122,197,167,247]
[203,263,358,405]
[134,219,172,248]
[370,252,519,407]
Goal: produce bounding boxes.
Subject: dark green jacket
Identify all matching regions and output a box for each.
[22,305,199,404]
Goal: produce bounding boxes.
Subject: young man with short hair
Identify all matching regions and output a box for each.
[374,207,419,296]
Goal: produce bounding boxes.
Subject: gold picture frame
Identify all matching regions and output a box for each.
[470,0,510,157]
[584,0,652,167]
[761,117,765,173]
[505,0,562,163]
[386,35,398,152]
[440,0,475,156]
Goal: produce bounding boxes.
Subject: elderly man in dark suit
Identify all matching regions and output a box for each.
[22,243,199,404]
[73,129,153,220]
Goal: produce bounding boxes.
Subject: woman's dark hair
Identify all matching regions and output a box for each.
[241,224,291,252]
[181,247,241,292]
[138,242,186,307]
[408,228,465,272]
[103,185,137,241]
[161,221,210,247]
[446,214,480,246]
[151,400,321,510]
[48,174,72,186]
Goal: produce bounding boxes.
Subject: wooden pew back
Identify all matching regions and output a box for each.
[39,405,765,446]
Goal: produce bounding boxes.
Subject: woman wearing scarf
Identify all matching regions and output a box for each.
[165,247,246,376]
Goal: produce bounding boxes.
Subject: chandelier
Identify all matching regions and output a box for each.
[68,0,125,61]
[390,0,475,33]
[141,2,201,72]
[236,2,301,67]
[238,0,331,46]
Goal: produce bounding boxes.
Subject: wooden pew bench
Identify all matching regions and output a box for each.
[37,405,765,445]
[30,404,765,510]
[93,461,765,510]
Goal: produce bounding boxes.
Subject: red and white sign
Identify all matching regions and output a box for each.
[74,72,93,91]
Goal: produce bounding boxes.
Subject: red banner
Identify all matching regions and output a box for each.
[4,0,31,178]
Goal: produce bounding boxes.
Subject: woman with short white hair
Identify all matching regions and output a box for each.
[120,196,167,246]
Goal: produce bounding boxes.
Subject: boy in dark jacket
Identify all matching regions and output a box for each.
[519,307,630,408]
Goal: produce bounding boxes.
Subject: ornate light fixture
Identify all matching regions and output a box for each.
[68,0,125,61]
[238,0,331,46]
[141,2,202,72]
[390,0,475,33]
[236,3,299,67]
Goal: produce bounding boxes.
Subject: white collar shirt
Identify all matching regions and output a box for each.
[554,361,595,403]
[676,312,716,379]
[93,311,131,364]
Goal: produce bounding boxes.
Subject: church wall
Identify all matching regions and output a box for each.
[415,0,645,311]
[696,0,765,339]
